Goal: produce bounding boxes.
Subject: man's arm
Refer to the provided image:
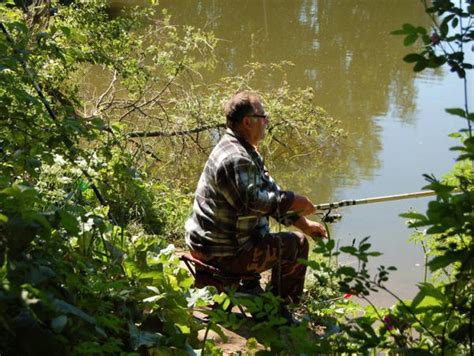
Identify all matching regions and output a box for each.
[278,194,328,239]
[293,215,328,240]
[290,194,316,216]
[217,156,294,216]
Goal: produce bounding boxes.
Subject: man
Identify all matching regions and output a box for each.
[185,91,327,305]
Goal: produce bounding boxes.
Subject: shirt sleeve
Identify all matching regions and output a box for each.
[216,155,295,221]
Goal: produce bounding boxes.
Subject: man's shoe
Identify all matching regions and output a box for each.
[238,278,264,295]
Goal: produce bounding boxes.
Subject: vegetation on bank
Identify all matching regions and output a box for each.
[0,0,472,354]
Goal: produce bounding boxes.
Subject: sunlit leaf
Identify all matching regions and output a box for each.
[399,212,428,221]
[445,108,466,118]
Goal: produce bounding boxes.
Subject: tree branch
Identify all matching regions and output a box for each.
[127,123,225,138]
[119,62,184,122]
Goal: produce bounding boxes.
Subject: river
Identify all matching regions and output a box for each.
[112,0,471,306]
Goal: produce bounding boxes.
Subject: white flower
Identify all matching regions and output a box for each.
[53,154,67,166]
[58,176,72,184]
[81,218,94,233]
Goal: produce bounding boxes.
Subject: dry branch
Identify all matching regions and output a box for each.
[127,123,225,138]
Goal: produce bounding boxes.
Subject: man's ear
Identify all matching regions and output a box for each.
[242,116,251,128]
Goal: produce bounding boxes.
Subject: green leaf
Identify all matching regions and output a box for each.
[411,288,427,308]
[391,29,407,35]
[60,26,71,38]
[299,259,320,269]
[413,294,443,311]
[416,26,427,35]
[399,212,427,221]
[402,23,417,33]
[25,211,50,230]
[360,243,371,252]
[426,225,447,234]
[129,323,163,350]
[404,34,418,46]
[10,21,28,34]
[186,287,214,308]
[59,210,80,235]
[413,58,428,72]
[428,55,447,68]
[403,53,424,63]
[450,145,467,152]
[448,132,462,138]
[0,213,8,223]
[391,347,433,355]
[367,252,382,257]
[222,298,231,311]
[428,251,465,271]
[326,239,335,251]
[340,246,357,255]
[452,17,459,28]
[418,282,446,301]
[53,299,96,324]
[337,266,357,277]
[359,322,378,338]
[359,236,370,245]
[445,108,466,118]
[440,19,450,37]
[51,315,68,333]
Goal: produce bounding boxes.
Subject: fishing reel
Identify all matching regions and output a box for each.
[319,209,342,223]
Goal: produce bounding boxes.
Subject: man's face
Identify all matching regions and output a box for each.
[247,101,269,144]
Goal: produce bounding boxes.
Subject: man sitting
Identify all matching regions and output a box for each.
[185,91,327,307]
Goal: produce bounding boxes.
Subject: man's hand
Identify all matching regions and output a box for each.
[304,220,328,240]
[290,194,316,216]
[293,216,328,240]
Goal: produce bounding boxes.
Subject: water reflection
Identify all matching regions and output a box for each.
[106,0,437,198]
[155,0,430,202]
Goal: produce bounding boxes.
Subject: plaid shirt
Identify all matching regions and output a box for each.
[185,128,296,257]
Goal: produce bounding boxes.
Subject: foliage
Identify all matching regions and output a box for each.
[0,0,344,354]
[0,1,212,354]
[1,0,471,354]
[390,1,473,354]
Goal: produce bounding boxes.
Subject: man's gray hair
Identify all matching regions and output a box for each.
[224,91,260,128]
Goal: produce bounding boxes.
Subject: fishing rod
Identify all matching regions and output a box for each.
[315,190,437,211]
[315,190,439,223]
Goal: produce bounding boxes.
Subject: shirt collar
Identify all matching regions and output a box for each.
[225,127,257,153]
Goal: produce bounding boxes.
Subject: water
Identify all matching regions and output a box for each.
[115,0,472,306]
